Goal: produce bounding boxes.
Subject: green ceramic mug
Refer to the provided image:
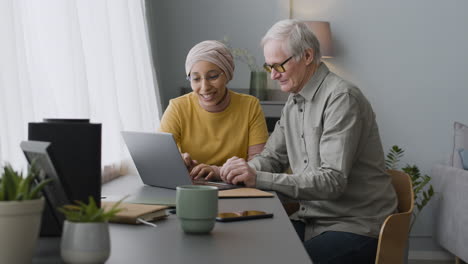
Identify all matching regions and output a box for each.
[176,185,218,234]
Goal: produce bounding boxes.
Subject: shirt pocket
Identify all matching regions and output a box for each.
[304,126,322,167]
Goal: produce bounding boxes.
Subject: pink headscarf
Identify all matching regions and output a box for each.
[185,40,235,81]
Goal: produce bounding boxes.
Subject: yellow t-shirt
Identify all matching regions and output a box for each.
[158,90,269,166]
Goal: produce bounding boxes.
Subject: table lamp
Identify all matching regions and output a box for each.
[304,21,334,58]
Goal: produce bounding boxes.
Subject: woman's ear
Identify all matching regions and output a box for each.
[304,48,315,66]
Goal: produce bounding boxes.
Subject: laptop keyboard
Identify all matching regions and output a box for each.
[192,180,238,190]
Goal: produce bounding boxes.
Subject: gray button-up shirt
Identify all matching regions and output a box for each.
[249,63,397,240]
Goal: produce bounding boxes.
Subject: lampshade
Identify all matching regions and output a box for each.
[304,21,333,58]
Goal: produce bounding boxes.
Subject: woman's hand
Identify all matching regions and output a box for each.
[190,164,221,181]
[181,152,198,171]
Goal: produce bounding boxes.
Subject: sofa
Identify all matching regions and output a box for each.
[432,122,468,262]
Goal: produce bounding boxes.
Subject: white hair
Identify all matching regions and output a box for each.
[261,19,321,65]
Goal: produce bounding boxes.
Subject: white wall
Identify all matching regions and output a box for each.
[149,0,468,258]
[292,0,468,258]
[149,0,288,109]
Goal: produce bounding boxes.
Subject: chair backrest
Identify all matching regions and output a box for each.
[388,170,414,213]
[375,170,414,264]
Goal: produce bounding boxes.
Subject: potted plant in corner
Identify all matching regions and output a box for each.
[385,145,435,263]
[0,162,51,263]
[385,145,435,229]
[58,196,122,264]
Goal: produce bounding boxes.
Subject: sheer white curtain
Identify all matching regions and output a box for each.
[0,0,161,181]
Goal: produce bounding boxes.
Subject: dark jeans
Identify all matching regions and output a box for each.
[292,220,377,264]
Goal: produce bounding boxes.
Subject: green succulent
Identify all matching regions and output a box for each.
[0,162,51,201]
[385,145,435,230]
[58,196,123,223]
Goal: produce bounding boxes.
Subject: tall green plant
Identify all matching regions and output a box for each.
[0,162,51,201]
[385,145,435,230]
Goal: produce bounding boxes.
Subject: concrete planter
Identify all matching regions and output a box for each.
[61,221,110,263]
[0,198,44,264]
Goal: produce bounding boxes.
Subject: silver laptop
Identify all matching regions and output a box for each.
[121,131,239,190]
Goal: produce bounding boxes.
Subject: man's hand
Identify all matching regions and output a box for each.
[220,157,256,187]
[181,152,198,171]
[190,164,221,181]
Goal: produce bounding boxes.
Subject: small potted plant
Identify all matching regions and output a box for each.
[0,162,51,263]
[58,196,122,264]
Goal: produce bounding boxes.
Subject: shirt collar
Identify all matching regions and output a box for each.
[297,62,329,102]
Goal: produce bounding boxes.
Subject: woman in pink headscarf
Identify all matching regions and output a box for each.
[158,40,268,181]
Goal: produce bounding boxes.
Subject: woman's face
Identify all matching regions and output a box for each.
[189,61,228,108]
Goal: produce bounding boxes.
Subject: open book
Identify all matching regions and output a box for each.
[102,202,169,225]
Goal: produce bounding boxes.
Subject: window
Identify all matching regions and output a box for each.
[0,0,161,182]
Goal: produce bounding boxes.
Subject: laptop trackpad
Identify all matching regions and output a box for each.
[192,180,241,190]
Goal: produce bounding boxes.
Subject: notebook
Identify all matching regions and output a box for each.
[101,202,168,225]
[121,131,239,190]
[219,188,274,198]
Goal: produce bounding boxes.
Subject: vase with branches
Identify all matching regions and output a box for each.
[221,36,267,100]
[221,36,262,72]
[385,145,435,230]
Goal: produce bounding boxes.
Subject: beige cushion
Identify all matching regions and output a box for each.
[452,122,468,169]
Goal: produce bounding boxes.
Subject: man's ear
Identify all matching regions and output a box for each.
[304,48,315,66]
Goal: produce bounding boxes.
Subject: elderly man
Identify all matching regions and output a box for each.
[220,19,397,263]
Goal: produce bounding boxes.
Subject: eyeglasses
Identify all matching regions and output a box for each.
[263,56,293,73]
[186,72,224,83]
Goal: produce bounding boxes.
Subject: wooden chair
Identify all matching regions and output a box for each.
[375,170,414,264]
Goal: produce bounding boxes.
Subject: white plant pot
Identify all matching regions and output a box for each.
[0,198,45,264]
[61,220,110,264]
